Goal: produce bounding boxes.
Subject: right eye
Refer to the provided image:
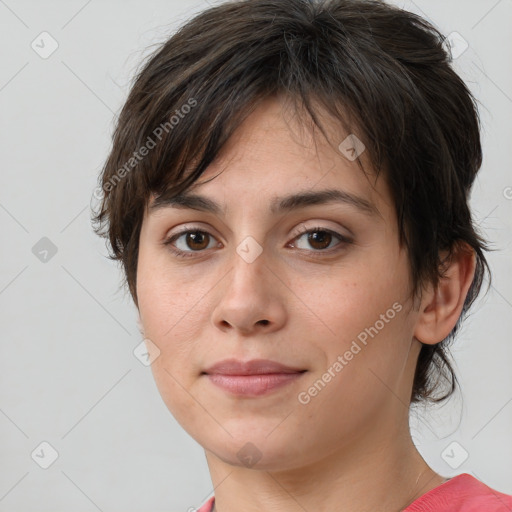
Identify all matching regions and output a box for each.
[163,228,221,258]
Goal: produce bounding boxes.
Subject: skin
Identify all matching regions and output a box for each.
[136,95,476,512]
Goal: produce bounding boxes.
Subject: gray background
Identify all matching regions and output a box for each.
[0,0,511,510]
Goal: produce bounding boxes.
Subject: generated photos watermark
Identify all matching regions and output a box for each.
[298,301,403,404]
[93,97,198,199]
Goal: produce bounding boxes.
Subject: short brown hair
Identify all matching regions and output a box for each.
[92,0,492,404]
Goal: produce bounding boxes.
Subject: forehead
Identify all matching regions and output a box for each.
[149,96,392,218]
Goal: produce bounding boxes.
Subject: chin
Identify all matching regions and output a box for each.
[203,432,306,471]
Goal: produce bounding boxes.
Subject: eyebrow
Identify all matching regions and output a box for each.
[149,188,380,218]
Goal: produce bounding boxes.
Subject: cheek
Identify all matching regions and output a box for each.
[301,256,412,391]
[137,245,200,333]
[298,262,407,340]
[136,248,220,380]
[137,275,200,357]
[137,260,212,425]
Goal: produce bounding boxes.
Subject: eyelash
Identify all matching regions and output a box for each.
[162,225,352,260]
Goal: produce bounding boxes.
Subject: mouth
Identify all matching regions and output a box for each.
[202,358,306,375]
[203,371,307,397]
[201,358,307,397]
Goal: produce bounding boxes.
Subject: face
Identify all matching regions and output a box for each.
[136,96,423,471]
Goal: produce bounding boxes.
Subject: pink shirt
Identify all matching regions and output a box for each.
[196,474,512,512]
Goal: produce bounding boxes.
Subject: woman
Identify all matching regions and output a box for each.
[93,0,512,510]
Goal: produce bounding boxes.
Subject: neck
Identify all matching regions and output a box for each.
[204,421,444,512]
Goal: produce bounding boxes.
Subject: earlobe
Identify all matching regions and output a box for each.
[413,243,476,345]
[137,313,145,337]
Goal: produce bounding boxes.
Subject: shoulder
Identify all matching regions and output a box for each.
[196,495,215,512]
[405,473,512,511]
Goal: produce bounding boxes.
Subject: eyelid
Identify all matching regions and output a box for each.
[165,223,221,241]
[162,221,353,259]
[290,221,352,240]
[288,224,352,251]
[166,220,351,243]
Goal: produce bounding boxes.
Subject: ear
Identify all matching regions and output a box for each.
[413,242,476,345]
[136,313,145,337]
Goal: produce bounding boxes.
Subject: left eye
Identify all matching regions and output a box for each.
[291,227,346,251]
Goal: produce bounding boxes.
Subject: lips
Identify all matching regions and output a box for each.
[202,358,307,397]
[202,358,306,376]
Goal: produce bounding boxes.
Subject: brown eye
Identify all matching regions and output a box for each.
[293,227,346,252]
[289,226,353,257]
[185,231,210,251]
[307,231,333,250]
[163,229,219,258]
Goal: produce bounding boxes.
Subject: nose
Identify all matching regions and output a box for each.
[210,244,287,336]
